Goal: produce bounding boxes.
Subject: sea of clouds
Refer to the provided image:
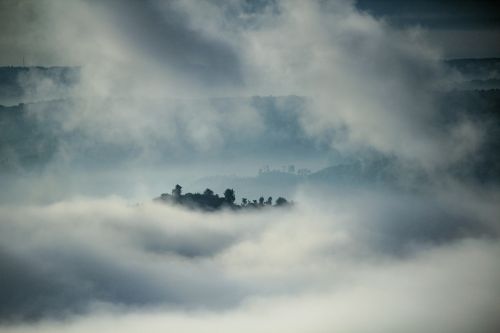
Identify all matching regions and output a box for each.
[1,0,499,332]
[1,186,499,332]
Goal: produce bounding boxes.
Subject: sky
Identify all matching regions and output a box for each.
[1,1,500,332]
[356,0,500,58]
[1,0,500,66]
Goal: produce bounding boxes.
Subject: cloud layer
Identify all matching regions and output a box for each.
[0,187,499,332]
[1,1,499,332]
[1,0,484,171]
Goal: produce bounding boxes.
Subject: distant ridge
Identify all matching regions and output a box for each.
[445,57,500,62]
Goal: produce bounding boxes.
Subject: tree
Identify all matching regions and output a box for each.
[158,185,292,211]
[172,184,182,198]
[224,188,235,204]
[276,197,288,206]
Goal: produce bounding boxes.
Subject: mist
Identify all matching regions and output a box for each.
[1,0,499,332]
[1,188,499,332]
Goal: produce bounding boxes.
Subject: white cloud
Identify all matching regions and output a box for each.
[2,0,482,169]
[0,188,499,332]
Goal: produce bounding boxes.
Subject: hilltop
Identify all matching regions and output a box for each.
[155,184,291,212]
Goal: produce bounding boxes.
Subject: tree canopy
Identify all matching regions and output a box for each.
[155,185,291,212]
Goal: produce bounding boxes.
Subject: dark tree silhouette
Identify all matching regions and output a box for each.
[224,188,236,204]
[156,185,291,212]
[172,184,182,198]
[276,197,288,206]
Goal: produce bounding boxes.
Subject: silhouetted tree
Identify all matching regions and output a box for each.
[224,188,235,204]
[172,184,182,198]
[276,197,288,206]
[157,185,291,212]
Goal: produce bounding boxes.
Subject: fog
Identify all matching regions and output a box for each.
[1,187,499,332]
[1,0,500,332]
[0,0,477,172]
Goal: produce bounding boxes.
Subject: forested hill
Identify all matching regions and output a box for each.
[155,185,291,212]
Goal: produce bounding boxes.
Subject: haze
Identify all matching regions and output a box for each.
[1,1,499,332]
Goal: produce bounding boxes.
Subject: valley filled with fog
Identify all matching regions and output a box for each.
[1,0,499,332]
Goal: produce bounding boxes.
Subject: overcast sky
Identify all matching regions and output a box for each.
[0,0,499,67]
[356,0,500,58]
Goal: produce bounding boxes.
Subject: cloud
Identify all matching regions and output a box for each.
[1,2,499,331]
[0,187,499,331]
[232,0,475,168]
[2,0,486,172]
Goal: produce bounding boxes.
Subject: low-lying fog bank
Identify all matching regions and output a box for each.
[1,185,499,332]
